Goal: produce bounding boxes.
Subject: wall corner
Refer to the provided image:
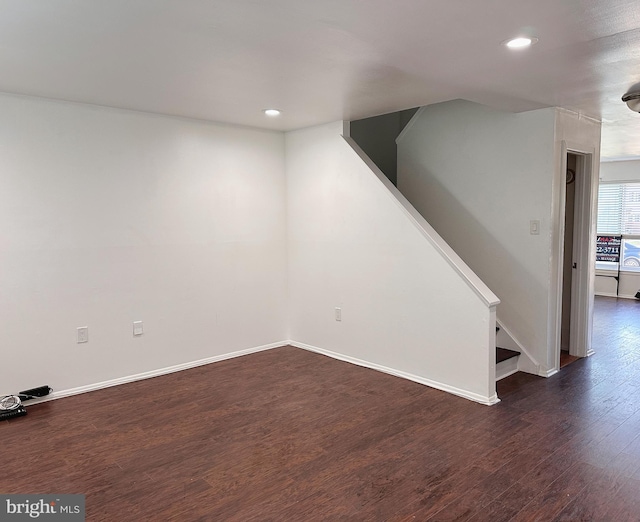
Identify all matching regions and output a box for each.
[342,120,351,138]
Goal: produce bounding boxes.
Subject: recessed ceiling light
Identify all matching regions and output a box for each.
[263,109,281,117]
[503,36,538,49]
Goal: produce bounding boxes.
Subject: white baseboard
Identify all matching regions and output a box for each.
[25,341,286,406]
[26,340,501,408]
[290,340,500,406]
[595,291,619,298]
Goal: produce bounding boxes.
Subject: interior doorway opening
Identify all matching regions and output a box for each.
[556,146,596,372]
[560,153,580,367]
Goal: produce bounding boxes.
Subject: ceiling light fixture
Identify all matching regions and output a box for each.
[263,109,281,117]
[503,36,538,49]
[622,91,640,112]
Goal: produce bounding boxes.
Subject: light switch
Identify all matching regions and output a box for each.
[77,326,88,343]
[530,220,540,235]
[133,321,143,336]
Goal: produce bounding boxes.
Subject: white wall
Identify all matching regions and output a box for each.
[286,121,499,404]
[398,100,556,373]
[397,101,601,373]
[2,93,512,405]
[0,94,287,394]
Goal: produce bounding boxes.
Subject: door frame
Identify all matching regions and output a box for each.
[551,141,597,371]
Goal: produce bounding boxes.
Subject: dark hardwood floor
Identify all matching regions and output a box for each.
[2,296,640,520]
[559,350,580,368]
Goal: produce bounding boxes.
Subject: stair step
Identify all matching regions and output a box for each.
[496,347,520,364]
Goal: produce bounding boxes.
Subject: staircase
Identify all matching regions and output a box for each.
[496,327,520,380]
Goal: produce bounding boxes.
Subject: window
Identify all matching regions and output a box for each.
[597,183,623,234]
[622,238,640,271]
[597,182,640,272]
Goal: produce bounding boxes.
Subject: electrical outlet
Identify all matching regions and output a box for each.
[133,321,143,336]
[77,326,89,344]
[335,307,342,322]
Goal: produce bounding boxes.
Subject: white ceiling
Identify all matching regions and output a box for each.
[2,0,640,159]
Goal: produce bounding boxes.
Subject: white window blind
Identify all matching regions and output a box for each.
[597,182,640,234]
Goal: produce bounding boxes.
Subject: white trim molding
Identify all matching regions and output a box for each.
[290,340,500,406]
[24,340,505,408]
[24,341,287,406]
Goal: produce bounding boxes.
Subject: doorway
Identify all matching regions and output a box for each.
[560,153,580,367]
[555,145,597,371]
